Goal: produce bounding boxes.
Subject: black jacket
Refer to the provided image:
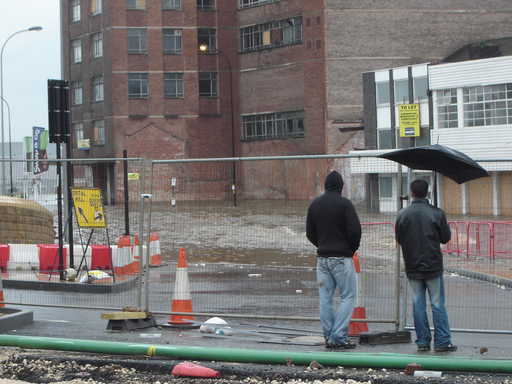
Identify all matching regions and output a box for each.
[306,171,361,258]
[395,199,451,279]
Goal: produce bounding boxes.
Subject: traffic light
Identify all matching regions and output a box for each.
[48,79,70,144]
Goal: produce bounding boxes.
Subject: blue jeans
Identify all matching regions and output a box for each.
[317,257,356,344]
[408,275,452,347]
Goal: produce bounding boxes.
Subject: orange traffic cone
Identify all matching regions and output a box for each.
[349,252,368,336]
[168,248,198,328]
[149,233,162,267]
[171,362,220,378]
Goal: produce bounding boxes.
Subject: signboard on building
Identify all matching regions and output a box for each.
[77,139,90,150]
[71,188,106,228]
[399,104,420,137]
[127,173,139,181]
[32,127,49,174]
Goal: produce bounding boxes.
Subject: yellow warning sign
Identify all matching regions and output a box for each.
[399,104,420,137]
[71,188,106,228]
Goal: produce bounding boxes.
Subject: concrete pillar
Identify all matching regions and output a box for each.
[462,182,469,215]
[492,172,500,216]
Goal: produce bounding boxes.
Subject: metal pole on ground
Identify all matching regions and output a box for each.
[123,150,129,235]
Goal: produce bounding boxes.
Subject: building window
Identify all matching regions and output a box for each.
[241,110,304,140]
[376,81,390,105]
[240,16,302,52]
[92,75,104,102]
[91,0,102,14]
[463,84,512,127]
[128,73,149,98]
[74,122,84,144]
[93,120,105,145]
[377,129,392,149]
[164,73,184,98]
[394,79,409,104]
[92,32,103,58]
[163,29,182,54]
[379,176,393,199]
[239,0,276,8]
[437,89,458,128]
[71,0,80,22]
[127,0,145,9]
[128,29,147,54]
[414,77,428,101]
[71,39,82,63]
[197,0,215,10]
[71,81,83,105]
[199,72,217,97]
[163,0,181,9]
[198,28,217,52]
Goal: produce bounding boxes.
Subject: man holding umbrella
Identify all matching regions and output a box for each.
[395,179,457,352]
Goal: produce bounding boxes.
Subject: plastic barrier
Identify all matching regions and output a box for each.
[38,245,68,274]
[0,245,9,273]
[90,245,113,271]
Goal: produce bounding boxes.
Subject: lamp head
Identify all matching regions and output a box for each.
[199,44,208,52]
[29,26,43,31]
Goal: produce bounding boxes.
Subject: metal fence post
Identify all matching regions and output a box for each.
[144,160,154,313]
[136,159,147,309]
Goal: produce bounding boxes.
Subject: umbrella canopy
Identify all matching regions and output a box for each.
[378,144,489,184]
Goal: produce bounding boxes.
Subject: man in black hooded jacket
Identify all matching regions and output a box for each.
[306,170,361,349]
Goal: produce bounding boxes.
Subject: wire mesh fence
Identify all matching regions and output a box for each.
[1,155,511,333]
[1,158,145,310]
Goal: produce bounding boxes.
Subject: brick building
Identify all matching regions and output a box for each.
[60,0,512,202]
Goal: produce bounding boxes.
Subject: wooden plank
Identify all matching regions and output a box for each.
[101,312,148,320]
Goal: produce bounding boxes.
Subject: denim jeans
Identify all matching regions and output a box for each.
[408,275,452,347]
[317,257,356,344]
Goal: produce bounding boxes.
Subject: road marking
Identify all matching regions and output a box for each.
[38,319,70,323]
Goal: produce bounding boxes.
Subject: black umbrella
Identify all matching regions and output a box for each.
[378,144,489,184]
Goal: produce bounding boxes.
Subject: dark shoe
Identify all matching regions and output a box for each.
[417,345,431,352]
[434,344,457,352]
[326,341,356,350]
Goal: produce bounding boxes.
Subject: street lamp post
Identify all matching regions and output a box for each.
[199,43,237,206]
[0,97,13,195]
[1,26,43,195]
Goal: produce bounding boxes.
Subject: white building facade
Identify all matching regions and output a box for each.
[352,56,512,216]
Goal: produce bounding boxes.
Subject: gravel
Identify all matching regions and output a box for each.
[0,349,512,384]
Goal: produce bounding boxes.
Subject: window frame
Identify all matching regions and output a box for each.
[239,0,277,9]
[93,120,105,145]
[436,88,458,129]
[92,32,103,58]
[163,28,182,54]
[74,122,85,145]
[164,72,184,98]
[71,0,81,22]
[240,16,302,52]
[92,75,104,102]
[463,84,512,127]
[71,80,83,105]
[71,39,82,64]
[128,73,149,98]
[197,28,217,52]
[241,110,305,141]
[127,0,146,10]
[199,72,218,98]
[127,28,147,54]
[162,0,181,9]
[394,78,409,104]
[197,0,215,10]
[91,0,102,15]
[378,175,393,199]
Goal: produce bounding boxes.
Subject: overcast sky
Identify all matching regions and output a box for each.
[0,1,61,143]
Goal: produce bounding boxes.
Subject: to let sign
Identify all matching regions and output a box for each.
[399,104,420,137]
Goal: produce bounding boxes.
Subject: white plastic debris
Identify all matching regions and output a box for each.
[414,371,443,378]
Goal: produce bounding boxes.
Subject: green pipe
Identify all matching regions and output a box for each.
[0,335,511,373]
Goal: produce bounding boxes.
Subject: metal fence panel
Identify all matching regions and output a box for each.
[2,158,146,311]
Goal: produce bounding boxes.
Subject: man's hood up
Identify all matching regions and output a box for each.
[324,170,344,192]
